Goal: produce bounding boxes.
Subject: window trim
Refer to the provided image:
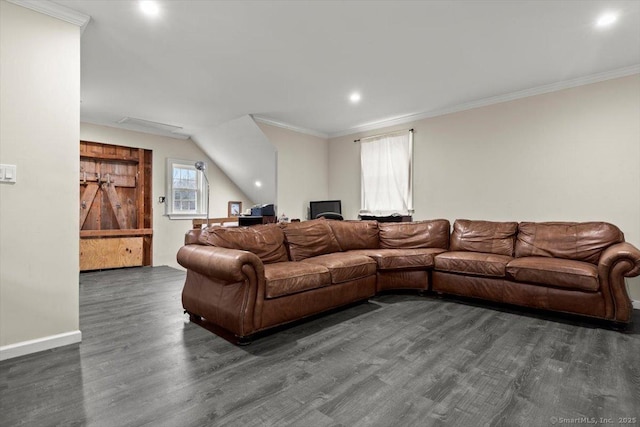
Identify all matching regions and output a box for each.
[165,158,208,220]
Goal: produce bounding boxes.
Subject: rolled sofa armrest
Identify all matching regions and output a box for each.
[177,245,266,337]
[597,242,640,322]
[599,242,640,277]
[177,244,264,283]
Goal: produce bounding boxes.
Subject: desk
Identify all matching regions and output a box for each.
[192,217,238,229]
[359,215,413,222]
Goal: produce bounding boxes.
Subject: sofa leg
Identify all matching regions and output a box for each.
[236,335,252,346]
[610,321,630,332]
[186,312,254,345]
[186,311,202,322]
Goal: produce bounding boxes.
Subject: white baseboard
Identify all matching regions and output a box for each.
[633,300,640,310]
[0,330,81,362]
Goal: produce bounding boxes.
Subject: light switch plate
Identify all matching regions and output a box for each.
[0,164,17,183]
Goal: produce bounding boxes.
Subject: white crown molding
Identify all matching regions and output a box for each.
[0,330,81,361]
[251,115,329,140]
[7,0,91,33]
[329,64,640,138]
[82,118,191,140]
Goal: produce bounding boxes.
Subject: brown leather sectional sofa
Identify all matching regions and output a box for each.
[177,218,640,343]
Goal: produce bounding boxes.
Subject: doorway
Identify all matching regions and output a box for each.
[79,141,152,271]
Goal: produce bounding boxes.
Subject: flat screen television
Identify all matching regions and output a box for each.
[309,200,342,220]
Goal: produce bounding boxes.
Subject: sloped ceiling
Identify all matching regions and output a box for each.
[194,115,276,205]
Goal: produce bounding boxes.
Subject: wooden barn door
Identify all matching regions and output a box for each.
[80,141,152,271]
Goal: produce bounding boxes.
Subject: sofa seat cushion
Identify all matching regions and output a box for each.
[349,248,446,270]
[506,257,599,292]
[264,262,331,299]
[434,251,513,278]
[301,253,377,284]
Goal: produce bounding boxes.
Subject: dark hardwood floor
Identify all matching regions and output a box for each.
[1,266,639,426]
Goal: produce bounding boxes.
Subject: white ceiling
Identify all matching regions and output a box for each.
[53,0,640,138]
[34,0,639,206]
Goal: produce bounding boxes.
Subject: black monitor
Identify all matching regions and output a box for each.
[309,200,342,220]
[238,216,264,227]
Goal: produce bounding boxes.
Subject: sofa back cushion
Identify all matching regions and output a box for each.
[199,224,289,264]
[515,221,624,264]
[450,219,518,256]
[280,218,342,261]
[378,219,450,249]
[185,229,202,245]
[328,220,379,250]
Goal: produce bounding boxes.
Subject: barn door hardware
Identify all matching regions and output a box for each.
[97,173,112,186]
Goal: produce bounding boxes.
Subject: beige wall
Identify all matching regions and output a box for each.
[80,123,253,268]
[0,2,81,346]
[257,123,329,221]
[329,75,640,300]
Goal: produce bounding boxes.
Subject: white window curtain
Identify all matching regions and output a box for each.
[360,130,413,216]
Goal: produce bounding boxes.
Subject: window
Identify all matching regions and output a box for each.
[359,129,413,216]
[165,158,207,218]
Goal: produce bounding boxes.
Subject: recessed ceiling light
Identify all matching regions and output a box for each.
[349,92,361,104]
[140,0,160,17]
[255,180,262,188]
[596,12,618,28]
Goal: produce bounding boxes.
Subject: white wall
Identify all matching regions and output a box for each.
[329,75,640,300]
[0,2,80,347]
[80,123,253,268]
[257,123,329,221]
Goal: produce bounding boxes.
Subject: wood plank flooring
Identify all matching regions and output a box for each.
[1,266,639,426]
